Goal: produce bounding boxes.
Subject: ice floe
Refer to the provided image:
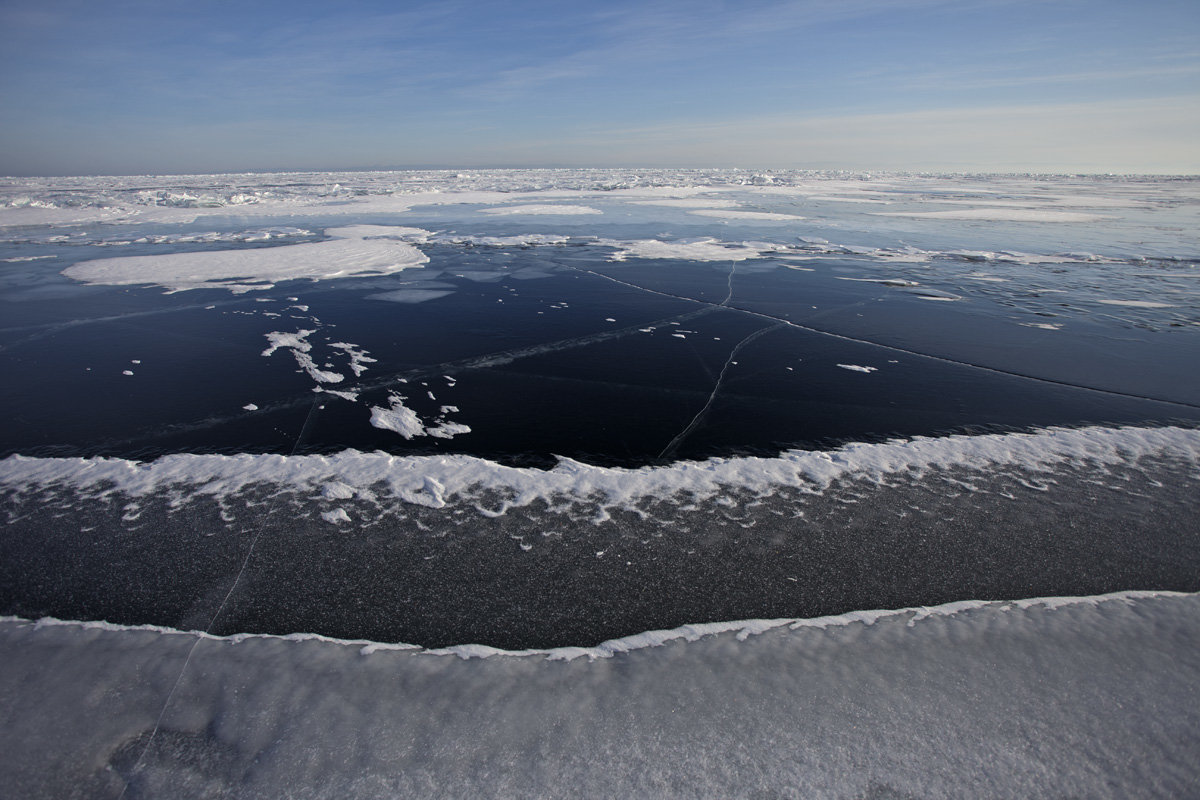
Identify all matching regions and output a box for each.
[61,225,431,293]
[604,238,776,262]
[328,342,377,377]
[262,329,343,384]
[368,392,470,441]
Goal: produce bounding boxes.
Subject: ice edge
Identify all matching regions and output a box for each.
[2,590,1189,663]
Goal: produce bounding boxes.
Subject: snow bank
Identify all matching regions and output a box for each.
[3,424,1197,516]
[2,591,1197,799]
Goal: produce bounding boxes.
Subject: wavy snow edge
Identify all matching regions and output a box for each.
[2,590,1190,663]
[2,424,1198,514]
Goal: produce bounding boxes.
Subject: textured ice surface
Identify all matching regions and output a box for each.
[2,592,1198,799]
[603,237,777,261]
[3,424,1197,517]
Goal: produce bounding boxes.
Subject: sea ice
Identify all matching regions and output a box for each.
[874,209,1107,223]
[605,238,772,262]
[1097,299,1176,308]
[688,208,805,221]
[2,592,1198,798]
[480,204,602,216]
[4,425,1196,520]
[262,329,344,384]
[62,225,432,293]
[369,394,426,439]
[328,342,377,377]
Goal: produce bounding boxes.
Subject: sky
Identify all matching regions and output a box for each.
[1,0,1198,176]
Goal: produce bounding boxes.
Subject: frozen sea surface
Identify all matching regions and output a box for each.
[1,169,1199,797]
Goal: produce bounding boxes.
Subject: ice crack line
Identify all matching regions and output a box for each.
[116,400,317,798]
[578,268,1200,411]
[658,322,788,460]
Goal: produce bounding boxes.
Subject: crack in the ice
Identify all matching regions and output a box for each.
[117,394,319,797]
[0,298,261,353]
[658,322,789,460]
[578,268,1200,411]
[722,260,736,305]
[36,308,723,457]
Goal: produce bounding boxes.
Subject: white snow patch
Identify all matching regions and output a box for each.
[1097,299,1176,309]
[262,329,343,384]
[437,233,570,247]
[605,238,772,262]
[242,403,259,411]
[329,341,377,376]
[317,388,360,401]
[369,394,426,439]
[321,482,355,500]
[62,225,431,293]
[5,425,1196,519]
[321,508,351,524]
[368,393,470,441]
[425,422,472,439]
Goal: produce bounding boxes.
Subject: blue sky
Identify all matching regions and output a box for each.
[1,0,1197,175]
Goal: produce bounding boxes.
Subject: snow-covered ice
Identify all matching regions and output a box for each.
[62,225,431,293]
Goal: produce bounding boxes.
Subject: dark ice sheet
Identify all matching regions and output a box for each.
[2,248,1198,465]
[3,454,1197,649]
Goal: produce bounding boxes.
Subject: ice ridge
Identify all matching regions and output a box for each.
[2,424,1198,516]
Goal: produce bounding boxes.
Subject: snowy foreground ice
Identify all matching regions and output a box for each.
[1,169,1199,797]
[3,592,1199,799]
